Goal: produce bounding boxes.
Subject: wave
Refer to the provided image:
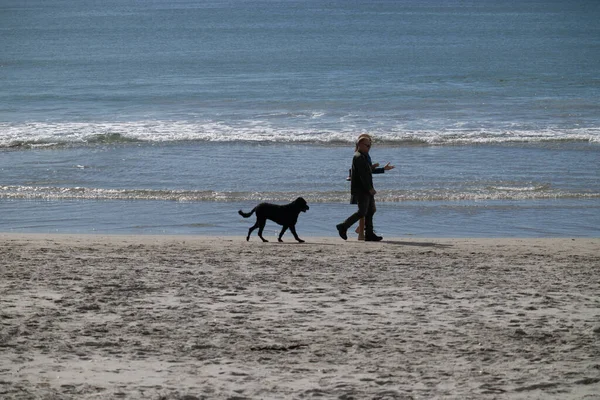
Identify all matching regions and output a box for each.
[1,121,599,149]
[2,185,598,203]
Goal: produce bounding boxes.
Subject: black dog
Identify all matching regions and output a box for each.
[238,197,309,243]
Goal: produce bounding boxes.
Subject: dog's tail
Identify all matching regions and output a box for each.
[238,208,256,218]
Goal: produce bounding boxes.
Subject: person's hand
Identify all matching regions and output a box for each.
[383,162,395,171]
[370,189,377,195]
[372,163,380,169]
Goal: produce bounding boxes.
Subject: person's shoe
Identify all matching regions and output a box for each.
[365,232,383,241]
[336,224,348,240]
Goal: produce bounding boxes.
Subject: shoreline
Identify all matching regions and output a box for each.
[2,230,600,240]
[2,197,599,239]
[1,234,599,399]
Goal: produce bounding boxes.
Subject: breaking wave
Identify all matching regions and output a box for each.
[1,121,599,149]
[1,185,598,203]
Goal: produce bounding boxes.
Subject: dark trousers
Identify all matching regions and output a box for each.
[340,193,376,233]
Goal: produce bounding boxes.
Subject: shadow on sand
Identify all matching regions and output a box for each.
[382,240,453,248]
[290,239,453,248]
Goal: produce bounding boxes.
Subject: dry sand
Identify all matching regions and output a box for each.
[1,234,599,399]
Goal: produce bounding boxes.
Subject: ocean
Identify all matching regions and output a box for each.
[1,0,599,238]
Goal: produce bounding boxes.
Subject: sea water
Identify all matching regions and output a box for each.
[1,0,599,237]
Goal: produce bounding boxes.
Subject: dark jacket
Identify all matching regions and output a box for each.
[350,151,374,195]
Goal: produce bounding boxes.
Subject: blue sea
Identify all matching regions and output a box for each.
[1,0,599,238]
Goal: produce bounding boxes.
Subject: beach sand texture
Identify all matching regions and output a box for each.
[1,234,599,399]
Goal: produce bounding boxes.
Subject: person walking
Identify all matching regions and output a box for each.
[336,134,393,241]
[347,134,394,240]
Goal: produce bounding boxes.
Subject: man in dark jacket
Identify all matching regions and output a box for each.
[336,135,391,241]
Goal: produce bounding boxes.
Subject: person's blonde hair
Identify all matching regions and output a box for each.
[355,134,372,150]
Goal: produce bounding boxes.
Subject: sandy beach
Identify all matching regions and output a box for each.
[1,234,599,399]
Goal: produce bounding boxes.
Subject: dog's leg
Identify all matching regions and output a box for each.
[278,226,288,242]
[257,219,269,242]
[246,222,259,241]
[289,225,304,243]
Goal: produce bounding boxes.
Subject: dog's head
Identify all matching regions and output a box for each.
[294,197,309,212]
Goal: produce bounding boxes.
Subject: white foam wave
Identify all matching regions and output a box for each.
[488,184,551,192]
[1,185,598,203]
[1,121,598,148]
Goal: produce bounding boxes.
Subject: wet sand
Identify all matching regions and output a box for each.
[1,234,599,399]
